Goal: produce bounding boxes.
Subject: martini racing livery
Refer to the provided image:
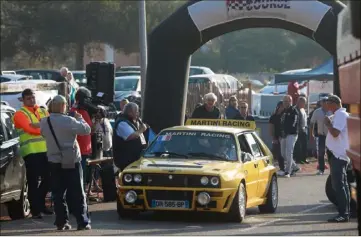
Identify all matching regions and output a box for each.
[117,124,278,222]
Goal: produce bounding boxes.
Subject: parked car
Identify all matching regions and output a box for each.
[0,74,32,83]
[115,71,141,77]
[15,69,64,82]
[0,104,30,220]
[72,70,86,86]
[117,66,215,76]
[114,75,141,110]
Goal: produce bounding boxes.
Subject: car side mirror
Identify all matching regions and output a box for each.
[241,152,253,163]
[0,134,4,145]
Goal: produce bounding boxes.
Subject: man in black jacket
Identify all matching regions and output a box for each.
[113,102,148,171]
[191,93,221,119]
[280,95,300,177]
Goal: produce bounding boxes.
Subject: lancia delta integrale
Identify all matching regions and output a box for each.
[117,125,278,222]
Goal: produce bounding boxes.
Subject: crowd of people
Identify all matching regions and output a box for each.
[13,66,352,228]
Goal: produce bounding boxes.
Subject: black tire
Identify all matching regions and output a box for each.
[259,175,278,213]
[227,182,246,222]
[325,174,357,210]
[116,195,139,219]
[6,180,30,220]
[326,174,337,205]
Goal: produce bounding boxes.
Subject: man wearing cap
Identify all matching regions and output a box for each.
[310,97,332,175]
[40,95,91,230]
[324,95,350,223]
[13,88,52,218]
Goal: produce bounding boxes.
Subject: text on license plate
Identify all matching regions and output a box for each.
[151,200,189,208]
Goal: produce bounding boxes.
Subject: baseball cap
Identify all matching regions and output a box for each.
[326,95,342,104]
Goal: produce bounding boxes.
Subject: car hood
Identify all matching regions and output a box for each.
[124,158,241,176]
[114,91,140,101]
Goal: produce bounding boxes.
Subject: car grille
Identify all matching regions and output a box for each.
[146,190,193,208]
[142,174,217,188]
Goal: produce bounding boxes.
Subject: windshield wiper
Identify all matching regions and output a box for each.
[146,151,189,158]
[187,152,227,161]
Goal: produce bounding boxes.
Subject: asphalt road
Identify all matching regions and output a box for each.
[0,172,358,236]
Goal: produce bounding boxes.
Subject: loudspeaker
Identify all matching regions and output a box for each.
[86,62,115,105]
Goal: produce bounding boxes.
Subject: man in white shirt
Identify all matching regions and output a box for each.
[112,102,148,171]
[324,95,350,223]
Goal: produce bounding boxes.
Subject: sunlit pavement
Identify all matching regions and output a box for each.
[0,171,358,236]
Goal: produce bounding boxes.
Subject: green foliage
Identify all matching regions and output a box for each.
[1,0,331,72]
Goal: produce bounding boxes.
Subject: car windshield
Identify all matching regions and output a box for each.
[144,130,238,161]
[73,72,85,80]
[114,78,139,91]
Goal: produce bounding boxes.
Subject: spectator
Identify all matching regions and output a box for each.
[93,107,113,157]
[294,96,309,164]
[69,87,93,193]
[269,101,285,176]
[191,93,221,119]
[40,95,91,231]
[113,102,148,171]
[287,80,307,105]
[225,96,241,119]
[235,101,255,121]
[57,67,68,82]
[324,95,350,223]
[13,89,52,219]
[310,97,332,175]
[66,71,79,107]
[280,95,300,178]
[115,98,129,124]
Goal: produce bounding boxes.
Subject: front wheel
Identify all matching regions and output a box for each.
[7,180,30,220]
[259,175,278,213]
[227,183,247,222]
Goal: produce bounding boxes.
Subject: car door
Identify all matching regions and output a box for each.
[0,111,23,197]
[237,134,259,201]
[245,132,272,198]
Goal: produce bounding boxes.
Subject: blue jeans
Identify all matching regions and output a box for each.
[328,150,350,217]
[49,162,90,227]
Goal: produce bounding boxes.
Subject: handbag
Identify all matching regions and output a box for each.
[47,117,76,169]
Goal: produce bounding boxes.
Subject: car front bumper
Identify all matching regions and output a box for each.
[117,186,238,213]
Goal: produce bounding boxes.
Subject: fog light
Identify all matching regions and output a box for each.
[197,192,211,205]
[125,190,137,204]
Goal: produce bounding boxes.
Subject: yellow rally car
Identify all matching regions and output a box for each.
[117,123,278,222]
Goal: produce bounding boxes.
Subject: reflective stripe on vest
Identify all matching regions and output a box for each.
[16,107,48,157]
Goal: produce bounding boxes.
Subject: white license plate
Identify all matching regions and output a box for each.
[151,200,189,209]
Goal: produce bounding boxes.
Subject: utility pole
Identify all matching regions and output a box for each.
[139,0,147,116]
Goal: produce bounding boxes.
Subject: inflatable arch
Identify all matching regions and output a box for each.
[143,0,345,133]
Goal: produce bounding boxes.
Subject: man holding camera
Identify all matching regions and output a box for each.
[69,87,93,192]
[113,102,148,171]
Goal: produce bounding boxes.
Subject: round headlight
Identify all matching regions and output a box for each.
[200,176,209,185]
[197,192,211,205]
[124,174,133,183]
[210,177,219,186]
[133,174,142,183]
[125,190,137,204]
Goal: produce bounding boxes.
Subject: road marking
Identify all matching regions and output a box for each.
[239,203,331,233]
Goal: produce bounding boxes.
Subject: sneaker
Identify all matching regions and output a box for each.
[316,170,324,175]
[277,170,285,176]
[293,166,301,173]
[284,172,291,178]
[327,215,349,223]
[77,224,91,231]
[57,223,72,231]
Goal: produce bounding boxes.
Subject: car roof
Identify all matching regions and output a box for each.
[16,69,60,73]
[115,75,141,80]
[1,74,31,80]
[71,70,85,73]
[163,125,252,134]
